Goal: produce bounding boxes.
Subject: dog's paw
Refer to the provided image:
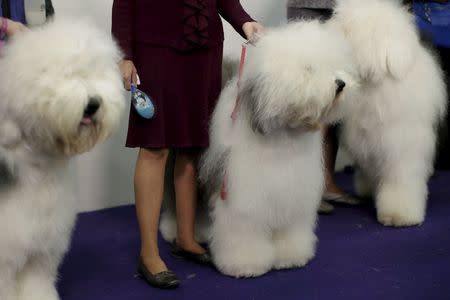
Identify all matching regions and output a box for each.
[377,210,424,227]
[273,253,314,270]
[376,186,425,227]
[211,237,274,278]
[18,284,60,300]
[273,230,316,270]
[214,259,272,278]
[159,212,177,243]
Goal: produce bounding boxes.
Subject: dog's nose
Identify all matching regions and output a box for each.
[335,79,346,94]
[84,97,101,117]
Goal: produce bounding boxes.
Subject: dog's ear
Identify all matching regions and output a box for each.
[384,35,416,80]
[239,79,270,135]
[286,108,322,131]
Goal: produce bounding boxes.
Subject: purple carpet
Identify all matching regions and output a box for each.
[58,172,450,300]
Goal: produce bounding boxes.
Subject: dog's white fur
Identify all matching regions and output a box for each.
[199,22,356,277]
[0,20,124,300]
[327,0,447,227]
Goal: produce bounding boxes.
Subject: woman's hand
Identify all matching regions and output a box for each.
[6,19,28,37]
[242,22,265,43]
[119,60,138,90]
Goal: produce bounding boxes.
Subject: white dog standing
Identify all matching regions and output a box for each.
[328,0,447,227]
[199,22,357,277]
[0,20,124,300]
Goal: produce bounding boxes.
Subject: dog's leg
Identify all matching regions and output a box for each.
[0,261,19,300]
[210,202,273,278]
[159,209,177,243]
[160,206,210,244]
[376,169,428,227]
[0,120,21,189]
[354,168,373,199]
[273,217,317,270]
[17,255,60,300]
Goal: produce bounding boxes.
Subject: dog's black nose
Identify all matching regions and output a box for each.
[84,97,101,117]
[335,79,346,94]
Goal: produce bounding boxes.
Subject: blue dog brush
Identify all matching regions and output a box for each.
[131,83,155,119]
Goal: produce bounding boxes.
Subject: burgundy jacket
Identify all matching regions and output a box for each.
[112,0,253,59]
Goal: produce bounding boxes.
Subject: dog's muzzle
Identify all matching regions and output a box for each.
[81,97,101,125]
[335,79,346,94]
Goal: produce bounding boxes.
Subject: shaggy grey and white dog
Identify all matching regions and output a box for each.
[199,21,356,278]
[0,20,124,300]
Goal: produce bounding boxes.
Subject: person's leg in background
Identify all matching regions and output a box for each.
[322,126,361,206]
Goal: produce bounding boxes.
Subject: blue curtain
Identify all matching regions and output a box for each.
[0,0,26,24]
[414,1,450,26]
[414,1,450,48]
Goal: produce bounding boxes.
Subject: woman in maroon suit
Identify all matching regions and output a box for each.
[112,0,263,289]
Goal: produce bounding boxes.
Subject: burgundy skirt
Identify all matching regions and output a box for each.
[126,43,223,149]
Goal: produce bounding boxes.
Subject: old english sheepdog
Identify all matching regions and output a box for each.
[199,21,357,277]
[0,20,124,300]
[328,0,447,227]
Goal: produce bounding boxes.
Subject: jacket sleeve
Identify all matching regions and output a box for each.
[217,0,254,39]
[112,0,135,60]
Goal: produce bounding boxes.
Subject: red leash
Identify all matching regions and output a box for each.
[221,43,248,201]
[230,43,247,121]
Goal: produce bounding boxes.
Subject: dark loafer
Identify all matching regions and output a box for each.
[137,258,180,289]
[323,192,363,206]
[318,200,334,214]
[171,240,212,265]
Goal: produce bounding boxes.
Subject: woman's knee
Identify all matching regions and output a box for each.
[139,148,170,162]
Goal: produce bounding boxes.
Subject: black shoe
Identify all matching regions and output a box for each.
[171,240,212,265]
[137,258,180,289]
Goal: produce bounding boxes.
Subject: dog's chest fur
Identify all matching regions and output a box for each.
[226,126,324,227]
[0,155,76,258]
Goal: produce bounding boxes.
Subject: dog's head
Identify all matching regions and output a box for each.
[0,19,125,156]
[239,21,357,134]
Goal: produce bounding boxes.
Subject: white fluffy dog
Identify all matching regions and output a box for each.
[328,0,447,227]
[199,22,356,277]
[0,20,124,300]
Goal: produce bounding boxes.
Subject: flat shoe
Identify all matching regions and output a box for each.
[171,240,212,265]
[318,200,334,214]
[323,192,362,206]
[137,258,180,289]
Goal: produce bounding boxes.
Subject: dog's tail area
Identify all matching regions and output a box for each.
[330,0,420,81]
